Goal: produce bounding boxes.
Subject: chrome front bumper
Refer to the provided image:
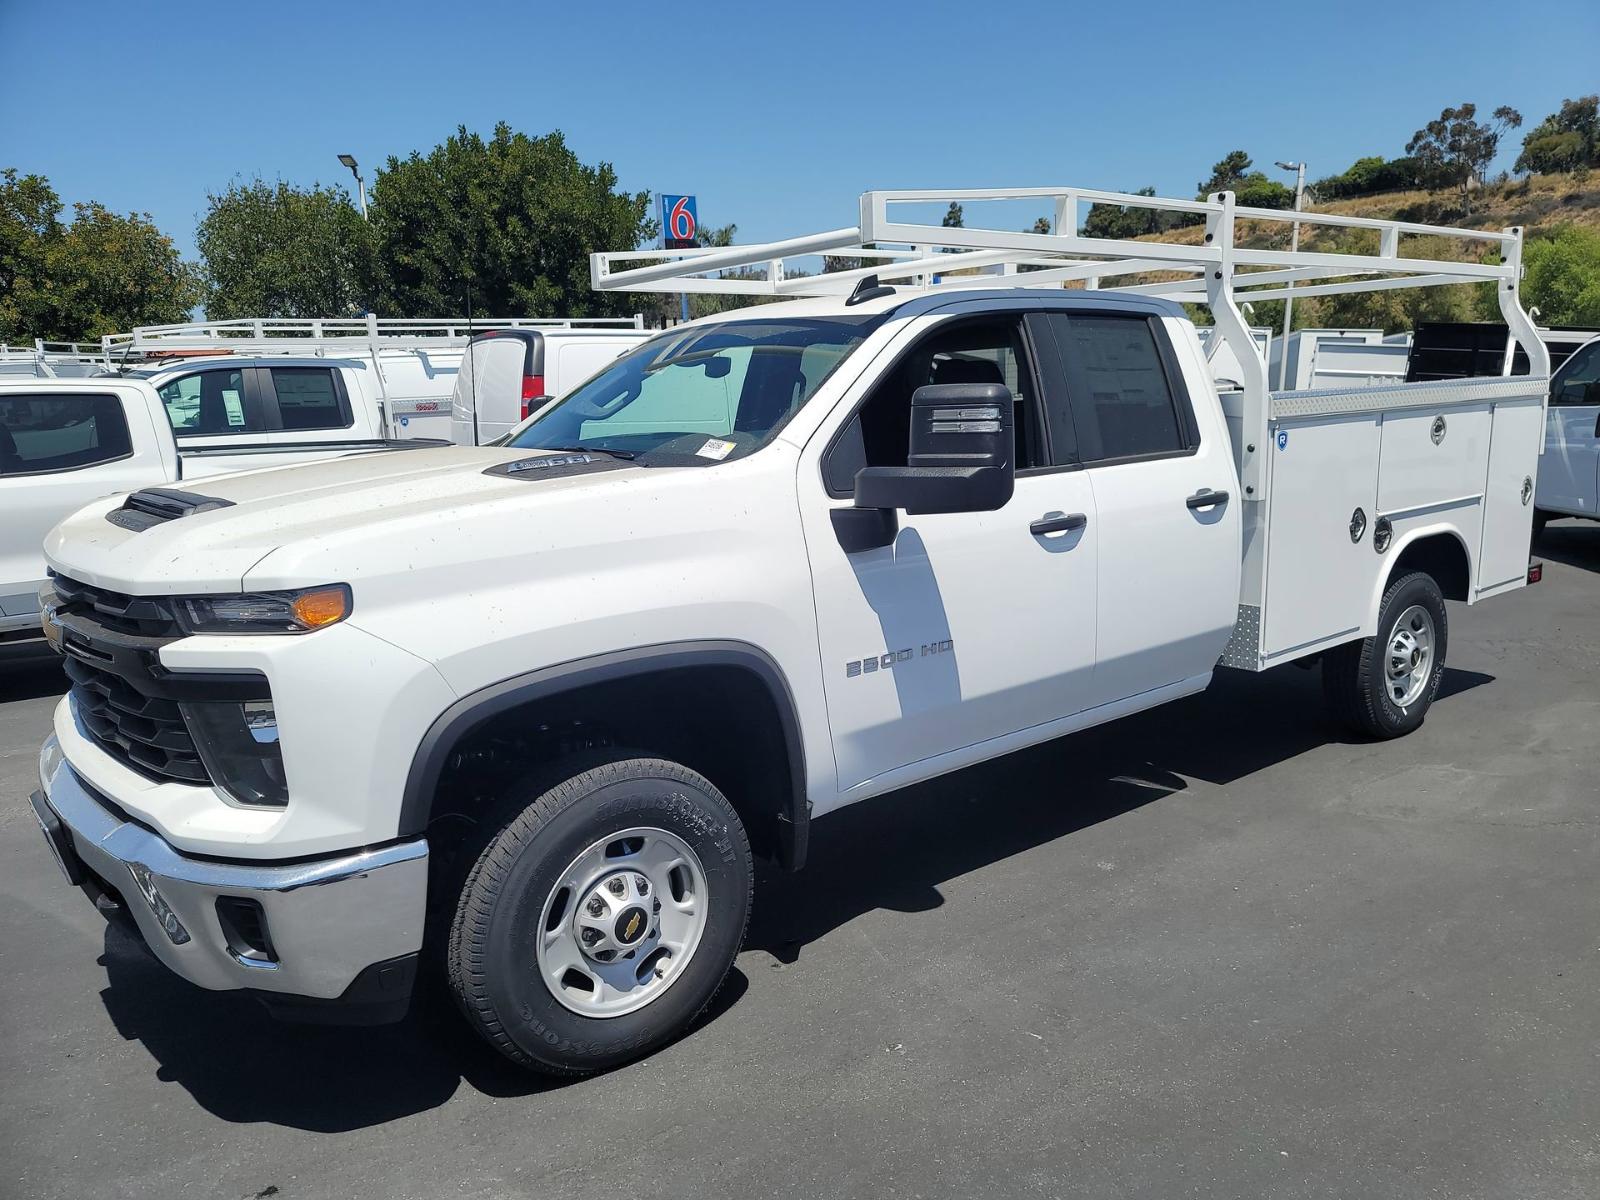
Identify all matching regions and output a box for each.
[34,734,429,1012]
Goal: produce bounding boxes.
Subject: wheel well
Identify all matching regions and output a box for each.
[1389,532,1470,602]
[414,660,806,873]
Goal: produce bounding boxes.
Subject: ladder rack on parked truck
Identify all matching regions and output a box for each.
[100,313,647,358]
[99,313,650,433]
[592,186,1550,673]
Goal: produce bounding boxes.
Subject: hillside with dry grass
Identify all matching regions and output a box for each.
[1106,172,1600,330]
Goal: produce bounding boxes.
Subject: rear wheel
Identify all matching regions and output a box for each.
[447,752,753,1075]
[1322,570,1448,739]
[1532,508,1550,542]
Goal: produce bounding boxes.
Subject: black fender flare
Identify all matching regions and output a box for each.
[397,640,810,869]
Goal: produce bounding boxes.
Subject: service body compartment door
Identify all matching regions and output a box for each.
[1260,414,1381,660]
[1478,396,1545,594]
[1376,404,1491,517]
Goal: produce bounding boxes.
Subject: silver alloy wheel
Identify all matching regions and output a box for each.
[535,826,709,1018]
[1384,603,1435,708]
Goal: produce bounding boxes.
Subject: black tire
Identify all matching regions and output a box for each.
[1532,508,1550,542]
[1322,570,1448,740]
[447,751,753,1075]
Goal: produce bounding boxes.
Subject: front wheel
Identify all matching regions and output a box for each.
[447,752,753,1075]
[1322,571,1448,739]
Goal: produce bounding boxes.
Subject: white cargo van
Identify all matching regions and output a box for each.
[449,327,651,444]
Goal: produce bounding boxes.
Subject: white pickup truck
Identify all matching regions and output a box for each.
[27,188,1549,1076]
[0,375,435,637]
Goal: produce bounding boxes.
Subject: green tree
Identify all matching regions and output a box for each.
[1405,103,1522,216]
[1515,95,1600,175]
[43,202,200,339]
[1029,216,1052,235]
[1309,231,1492,332]
[196,178,374,318]
[1199,151,1254,194]
[0,168,62,342]
[1082,186,1173,239]
[1195,152,1293,210]
[1520,224,1600,325]
[941,202,964,228]
[369,123,652,319]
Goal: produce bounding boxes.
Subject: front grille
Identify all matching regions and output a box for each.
[51,572,209,786]
[51,573,182,639]
[65,654,209,785]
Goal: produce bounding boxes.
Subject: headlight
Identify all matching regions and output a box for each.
[183,699,288,807]
[176,585,351,634]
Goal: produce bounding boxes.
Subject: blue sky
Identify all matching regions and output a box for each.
[3,0,1597,262]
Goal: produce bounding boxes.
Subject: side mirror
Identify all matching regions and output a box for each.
[853,382,1016,516]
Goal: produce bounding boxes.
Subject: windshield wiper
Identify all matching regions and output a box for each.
[542,444,637,461]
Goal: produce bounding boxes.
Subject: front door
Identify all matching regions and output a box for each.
[801,310,1099,795]
[1538,341,1600,516]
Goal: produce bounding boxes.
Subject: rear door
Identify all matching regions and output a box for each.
[1537,340,1600,516]
[165,363,371,476]
[1034,310,1239,706]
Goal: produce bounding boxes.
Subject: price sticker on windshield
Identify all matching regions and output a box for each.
[696,438,736,460]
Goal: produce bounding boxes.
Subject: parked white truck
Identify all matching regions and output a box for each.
[0,376,442,638]
[28,188,1549,1075]
[105,316,651,443]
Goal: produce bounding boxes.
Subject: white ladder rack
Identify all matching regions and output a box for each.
[590,185,1550,503]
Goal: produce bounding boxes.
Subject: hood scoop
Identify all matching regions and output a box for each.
[106,488,236,533]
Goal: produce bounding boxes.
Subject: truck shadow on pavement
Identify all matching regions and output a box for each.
[94,659,1489,1128]
[746,660,1492,963]
[1534,521,1600,574]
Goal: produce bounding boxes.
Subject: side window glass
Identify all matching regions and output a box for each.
[1047,314,1190,463]
[157,374,203,431]
[1552,344,1600,406]
[269,368,349,431]
[847,318,1037,478]
[159,369,252,435]
[0,393,132,475]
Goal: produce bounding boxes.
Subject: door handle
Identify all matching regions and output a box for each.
[1186,489,1230,510]
[1030,512,1087,536]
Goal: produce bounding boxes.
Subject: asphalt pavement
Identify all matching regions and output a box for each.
[2,523,1597,1200]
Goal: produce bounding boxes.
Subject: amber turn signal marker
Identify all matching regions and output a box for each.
[290,586,351,629]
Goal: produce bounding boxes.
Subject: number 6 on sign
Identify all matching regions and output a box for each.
[663,194,698,249]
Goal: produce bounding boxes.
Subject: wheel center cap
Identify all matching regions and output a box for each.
[614,905,649,945]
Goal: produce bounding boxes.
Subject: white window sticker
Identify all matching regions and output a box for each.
[695,438,736,460]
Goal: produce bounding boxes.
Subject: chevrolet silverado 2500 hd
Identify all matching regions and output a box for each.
[28,188,1550,1075]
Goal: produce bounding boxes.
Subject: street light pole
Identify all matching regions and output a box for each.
[1274,160,1306,391]
[338,153,368,220]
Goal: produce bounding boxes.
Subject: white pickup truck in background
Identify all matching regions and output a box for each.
[27,186,1549,1077]
[103,316,652,443]
[0,376,438,637]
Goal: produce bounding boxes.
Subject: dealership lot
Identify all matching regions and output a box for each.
[2,526,1596,1200]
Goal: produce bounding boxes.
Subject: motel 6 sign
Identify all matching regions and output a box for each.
[663,194,698,249]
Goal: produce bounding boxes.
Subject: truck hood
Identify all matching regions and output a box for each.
[44,446,644,593]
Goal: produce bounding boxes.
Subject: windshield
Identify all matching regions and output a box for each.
[503,315,881,466]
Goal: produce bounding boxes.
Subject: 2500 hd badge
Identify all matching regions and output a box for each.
[845,639,955,678]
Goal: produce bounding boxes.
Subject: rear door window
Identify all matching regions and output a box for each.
[264,367,351,431]
[1038,313,1196,463]
[157,368,258,434]
[0,392,133,474]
